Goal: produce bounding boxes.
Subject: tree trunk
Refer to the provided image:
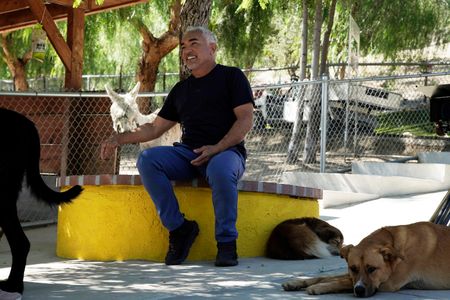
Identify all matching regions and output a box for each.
[179,0,213,80]
[302,0,323,164]
[310,0,322,80]
[319,0,337,76]
[300,0,309,81]
[136,0,181,113]
[300,0,337,166]
[12,60,29,91]
[286,0,309,163]
[0,33,32,91]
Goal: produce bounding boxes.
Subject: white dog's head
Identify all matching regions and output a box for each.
[105,82,141,133]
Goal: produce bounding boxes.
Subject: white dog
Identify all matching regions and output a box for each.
[105,82,181,149]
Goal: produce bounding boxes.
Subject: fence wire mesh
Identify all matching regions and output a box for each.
[0,71,449,224]
[1,63,449,92]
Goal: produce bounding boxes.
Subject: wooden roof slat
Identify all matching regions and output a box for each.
[0,0,27,15]
[0,5,68,33]
[0,0,148,33]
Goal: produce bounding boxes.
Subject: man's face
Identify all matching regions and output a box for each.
[181,30,216,75]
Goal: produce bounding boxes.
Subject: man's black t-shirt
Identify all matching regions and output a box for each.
[158,64,254,157]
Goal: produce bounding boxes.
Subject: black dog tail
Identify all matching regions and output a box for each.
[26,121,83,205]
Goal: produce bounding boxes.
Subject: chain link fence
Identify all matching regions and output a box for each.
[248,72,450,181]
[1,63,449,92]
[1,71,449,225]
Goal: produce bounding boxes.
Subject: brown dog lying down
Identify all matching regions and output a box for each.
[266,217,343,259]
[282,222,450,297]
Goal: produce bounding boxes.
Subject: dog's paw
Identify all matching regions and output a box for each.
[0,290,22,300]
[306,285,323,295]
[0,280,23,296]
[282,279,308,291]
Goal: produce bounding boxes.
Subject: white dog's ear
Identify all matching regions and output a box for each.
[130,82,141,98]
[105,84,120,101]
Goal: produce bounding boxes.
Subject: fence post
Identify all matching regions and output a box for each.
[86,75,90,91]
[320,75,329,173]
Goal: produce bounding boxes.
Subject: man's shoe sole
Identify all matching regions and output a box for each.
[215,260,238,267]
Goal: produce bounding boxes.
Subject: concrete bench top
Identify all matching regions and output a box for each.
[59,175,322,199]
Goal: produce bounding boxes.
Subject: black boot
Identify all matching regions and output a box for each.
[215,240,238,267]
[165,219,199,265]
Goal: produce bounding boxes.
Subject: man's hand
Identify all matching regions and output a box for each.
[191,145,220,166]
[100,134,120,160]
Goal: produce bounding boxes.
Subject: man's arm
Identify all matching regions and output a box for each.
[191,102,254,166]
[100,116,177,160]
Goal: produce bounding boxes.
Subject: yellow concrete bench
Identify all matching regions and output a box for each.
[56,175,321,262]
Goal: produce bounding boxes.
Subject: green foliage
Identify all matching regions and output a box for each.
[0,26,64,79]
[239,0,270,10]
[327,2,351,64]
[258,1,301,68]
[73,0,104,8]
[84,1,180,77]
[83,12,141,75]
[212,0,274,69]
[354,0,450,59]
[375,109,435,136]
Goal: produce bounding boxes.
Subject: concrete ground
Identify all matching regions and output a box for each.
[1,190,450,300]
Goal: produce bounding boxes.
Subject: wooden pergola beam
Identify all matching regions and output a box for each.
[26,0,72,71]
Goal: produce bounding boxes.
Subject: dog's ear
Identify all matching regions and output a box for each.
[105,84,120,101]
[379,246,404,264]
[340,244,353,260]
[130,82,141,99]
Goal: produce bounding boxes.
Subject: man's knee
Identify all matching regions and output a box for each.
[207,167,235,184]
[206,163,240,186]
[136,148,158,173]
[207,152,244,183]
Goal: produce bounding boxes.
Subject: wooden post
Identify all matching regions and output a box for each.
[64,7,85,91]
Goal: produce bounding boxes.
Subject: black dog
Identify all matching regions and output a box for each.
[0,108,82,295]
[266,217,343,260]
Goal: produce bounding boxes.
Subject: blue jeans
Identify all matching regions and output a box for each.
[136,143,245,243]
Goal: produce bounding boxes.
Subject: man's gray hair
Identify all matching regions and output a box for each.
[184,26,217,44]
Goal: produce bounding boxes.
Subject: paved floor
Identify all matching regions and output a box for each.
[1,190,450,300]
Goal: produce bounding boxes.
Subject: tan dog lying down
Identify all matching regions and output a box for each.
[283,222,450,297]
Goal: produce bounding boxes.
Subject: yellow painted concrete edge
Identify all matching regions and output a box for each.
[57,185,319,262]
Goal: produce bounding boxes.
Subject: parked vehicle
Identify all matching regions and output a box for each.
[253,82,303,129]
[254,81,406,132]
